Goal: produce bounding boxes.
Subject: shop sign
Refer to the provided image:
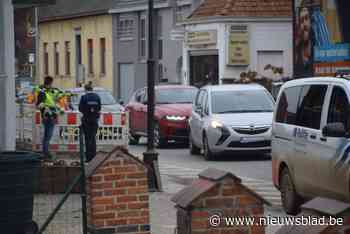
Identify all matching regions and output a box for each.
[314,44,350,62]
[186,30,217,46]
[227,25,249,66]
[314,61,350,76]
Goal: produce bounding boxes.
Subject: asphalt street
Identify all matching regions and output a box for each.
[128,139,282,207]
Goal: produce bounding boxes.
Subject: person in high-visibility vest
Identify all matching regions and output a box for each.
[35,76,64,160]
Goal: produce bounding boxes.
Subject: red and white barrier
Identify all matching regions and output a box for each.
[32,111,129,152]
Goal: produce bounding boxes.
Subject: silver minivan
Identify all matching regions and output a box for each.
[189,84,274,160]
[272,77,350,215]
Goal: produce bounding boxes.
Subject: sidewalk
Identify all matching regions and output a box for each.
[33,173,284,234]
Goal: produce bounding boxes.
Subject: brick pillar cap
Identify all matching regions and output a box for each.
[301,197,350,217]
[171,178,217,208]
[198,168,242,183]
[85,146,146,178]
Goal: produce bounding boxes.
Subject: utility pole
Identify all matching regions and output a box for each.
[35,7,40,84]
[143,0,162,192]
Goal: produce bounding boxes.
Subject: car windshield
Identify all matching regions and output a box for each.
[156,88,197,104]
[71,91,117,105]
[211,90,274,114]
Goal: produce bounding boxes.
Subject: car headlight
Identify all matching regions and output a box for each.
[211,120,223,128]
[165,115,187,121]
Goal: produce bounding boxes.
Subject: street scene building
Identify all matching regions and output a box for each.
[110,0,195,102]
[38,0,116,92]
[182,0,293,86]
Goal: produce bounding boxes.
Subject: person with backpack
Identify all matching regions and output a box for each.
[79,83,101,162]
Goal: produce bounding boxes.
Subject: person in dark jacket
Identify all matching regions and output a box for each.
[79,84,101,162]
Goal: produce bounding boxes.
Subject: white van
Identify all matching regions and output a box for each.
[272,77,350,214]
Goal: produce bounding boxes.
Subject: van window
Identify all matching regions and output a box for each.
[276,86,301,124]
[327,86,350,129]
[296,85,327,130]
[195,90,205,107]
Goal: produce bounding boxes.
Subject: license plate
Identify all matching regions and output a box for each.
[240,137,264,143]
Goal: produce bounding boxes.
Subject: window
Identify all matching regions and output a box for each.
[276,86,302,124]
[202,92,208,115]
[141,90,148,104]
[195,90,205,108]
[118,18,134,39]
[158,15,163,59]
[135,89,145,103]
[54,42,59,75]
[158,63,163,80]
[43,43,49,75]
[87,39,94,74]
[140,18,146,58]
[211,90,274,114]
[158,39,163,60]
[296,85,328,129]
[65,41,70,75]
[100,38,106,75]
[156,88,198,104]
[327,86,350,129]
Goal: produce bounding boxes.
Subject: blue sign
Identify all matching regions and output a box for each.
[314,44,350,62]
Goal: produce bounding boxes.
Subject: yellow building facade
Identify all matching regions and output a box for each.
[39,15,113,91]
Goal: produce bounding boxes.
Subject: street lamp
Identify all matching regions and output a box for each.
[143,0,162,192]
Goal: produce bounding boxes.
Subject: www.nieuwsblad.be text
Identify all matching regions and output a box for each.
[208,214,344,227]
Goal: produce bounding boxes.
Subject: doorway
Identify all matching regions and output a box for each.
[119,63,135,103]
[189,53,218,87]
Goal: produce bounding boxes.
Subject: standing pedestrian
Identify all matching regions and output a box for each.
[35,76,63,160]
[79,84,101,162]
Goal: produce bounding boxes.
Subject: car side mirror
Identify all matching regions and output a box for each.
[322,122,347,138]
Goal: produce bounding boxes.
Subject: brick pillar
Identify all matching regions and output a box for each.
[172,168,265,234]
[86,148,150,234]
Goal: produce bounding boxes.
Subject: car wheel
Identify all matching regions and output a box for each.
[154,123,167,148]
[189,132,201,155]
[129,133,140,145]
[280,167,303,215]
[203,135,215,161]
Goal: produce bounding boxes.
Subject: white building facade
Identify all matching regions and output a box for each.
[181,0,293,87]
[182,19,293,86]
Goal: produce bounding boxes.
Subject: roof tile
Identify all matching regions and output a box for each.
[190,0,292,19]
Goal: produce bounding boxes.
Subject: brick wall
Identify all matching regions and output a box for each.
[193,179,264,234]
[172,168,265,234]
[86,149,150,234]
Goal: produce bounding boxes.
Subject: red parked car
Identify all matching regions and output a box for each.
[126,85,198,147]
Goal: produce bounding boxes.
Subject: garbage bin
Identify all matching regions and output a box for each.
[0,151,41,234]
